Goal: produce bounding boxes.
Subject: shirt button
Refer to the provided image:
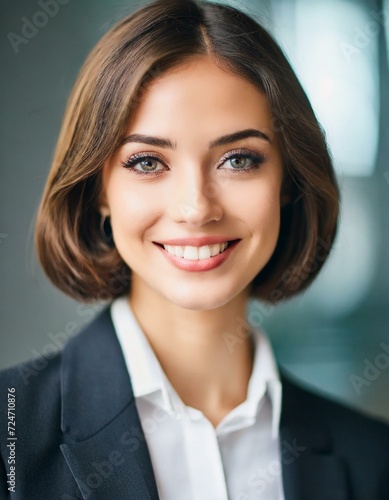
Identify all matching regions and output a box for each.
[170,405,182,419]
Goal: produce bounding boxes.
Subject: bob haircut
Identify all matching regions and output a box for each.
[35,0,339,303]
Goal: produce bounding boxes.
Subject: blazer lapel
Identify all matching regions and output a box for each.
[59,307,159,500]
[280,373,350,500]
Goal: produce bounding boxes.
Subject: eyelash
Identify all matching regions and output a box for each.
[120,149,266,176]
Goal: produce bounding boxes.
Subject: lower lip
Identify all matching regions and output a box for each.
[154,241,240,272]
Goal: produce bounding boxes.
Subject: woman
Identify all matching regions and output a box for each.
[1,0,389,499]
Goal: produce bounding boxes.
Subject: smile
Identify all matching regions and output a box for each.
[163,242,228,260]
[154,238,241,272]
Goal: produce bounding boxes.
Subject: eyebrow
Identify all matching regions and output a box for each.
[120,128,271,149]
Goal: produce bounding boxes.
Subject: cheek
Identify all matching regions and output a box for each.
[253,194,281,235]
[106,178,161,242]
[224,177,282,232]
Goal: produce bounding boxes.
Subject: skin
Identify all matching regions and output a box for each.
[101,56,284,427]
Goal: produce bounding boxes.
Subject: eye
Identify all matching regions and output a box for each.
[228,156,253,170]
[121,154,166,175]
[219,150,266,172]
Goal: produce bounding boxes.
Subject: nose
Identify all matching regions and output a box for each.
[168,169,223,226]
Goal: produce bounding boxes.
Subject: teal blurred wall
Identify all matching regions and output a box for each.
[1,0,388,421]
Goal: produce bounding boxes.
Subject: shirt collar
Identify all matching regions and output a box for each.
[111,296,282,436]
[246,326,282,437]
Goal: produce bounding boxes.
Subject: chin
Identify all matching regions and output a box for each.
[163,281,246,311]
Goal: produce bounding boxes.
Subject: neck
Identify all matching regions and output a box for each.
[129,281,254,427]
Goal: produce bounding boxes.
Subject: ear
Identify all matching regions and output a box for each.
[98,191,111,217]
[280,176,293,207]
[281,191,292,207]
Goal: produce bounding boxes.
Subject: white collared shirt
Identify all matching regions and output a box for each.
[111,297,285,500]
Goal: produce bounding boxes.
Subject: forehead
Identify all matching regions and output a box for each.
[127,56,275,142]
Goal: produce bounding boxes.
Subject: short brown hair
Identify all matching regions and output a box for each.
[35,0,339,303]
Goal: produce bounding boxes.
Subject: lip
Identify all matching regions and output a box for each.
[153,239,241,272]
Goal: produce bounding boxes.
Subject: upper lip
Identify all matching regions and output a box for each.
[155,236,240,247]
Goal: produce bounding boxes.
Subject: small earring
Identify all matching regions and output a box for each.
[100,215,114,246]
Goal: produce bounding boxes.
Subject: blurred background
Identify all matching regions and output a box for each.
[1,0,388,420]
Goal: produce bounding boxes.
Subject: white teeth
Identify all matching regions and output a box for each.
[210,244,220,257]
[183,246,198,260]
[174,246,184,257]
[163,242,230,260]
[198,246,211,259]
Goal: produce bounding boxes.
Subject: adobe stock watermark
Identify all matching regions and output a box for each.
[178,127,294,220]
[61,404,169,499]
[223,236,334,354]
[7,0,72,55]
[340,8,388,63]
[17,321,79,386]
[349,341,389,395]
[384,171,389,186]
[235,438,307,499]
[17,266,130,386]
[0,233,9,245]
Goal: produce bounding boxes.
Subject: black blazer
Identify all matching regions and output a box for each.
[1,307,389,500]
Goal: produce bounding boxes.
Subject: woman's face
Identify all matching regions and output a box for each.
[101,57,284,310]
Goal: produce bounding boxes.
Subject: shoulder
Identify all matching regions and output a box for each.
[0,353,64,496]
[0,354,62,432]
[0,307,113,432]
[0,347,60,388]
[0,307,116,496]
[0,306,112,398]
[280,371,389,498]
[281,368,389,458]
[282,368,389,428]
